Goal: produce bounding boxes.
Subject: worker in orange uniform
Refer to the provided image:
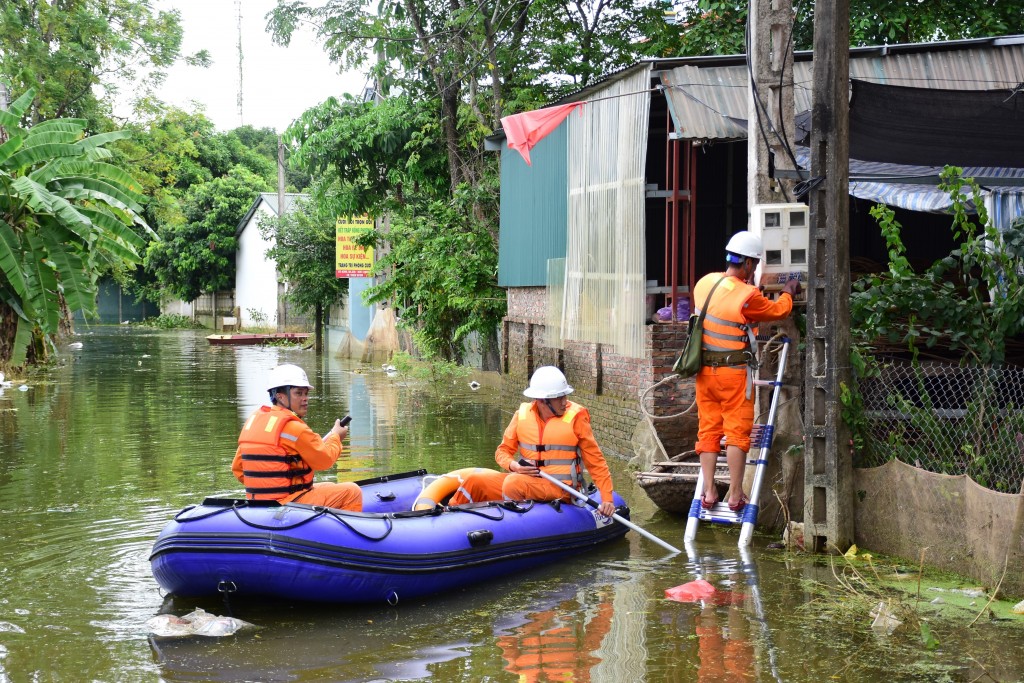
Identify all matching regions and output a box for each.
[693,232,800,512]
[494,366,616,517]
[232,363,362,511]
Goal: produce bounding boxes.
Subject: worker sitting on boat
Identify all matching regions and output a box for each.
[232,363,362,511]
[447,366,615,517]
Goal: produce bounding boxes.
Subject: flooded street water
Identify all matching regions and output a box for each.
[1,327,1022,682]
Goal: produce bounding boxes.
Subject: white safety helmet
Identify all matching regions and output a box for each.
[725,231,763,261]
[523,366,574,399]
[265,364,314,393]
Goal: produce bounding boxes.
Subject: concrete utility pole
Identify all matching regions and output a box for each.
[748,0,797,206]
[803,0,854,552]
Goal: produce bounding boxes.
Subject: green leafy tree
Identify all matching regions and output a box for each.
[0,89,151,368]
[674,0,1024,56]
[0,0,200,126]
[144,165,269,302]
[356,189,506,363]
[114,112,298,304]
[270,1,680,361]
[269,1,678,185]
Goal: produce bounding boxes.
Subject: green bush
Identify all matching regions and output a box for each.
[141,314,205,330]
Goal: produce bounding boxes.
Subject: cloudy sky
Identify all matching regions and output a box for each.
[153,0,366,132]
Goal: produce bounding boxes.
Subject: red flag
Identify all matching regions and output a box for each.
[501,102,584,166]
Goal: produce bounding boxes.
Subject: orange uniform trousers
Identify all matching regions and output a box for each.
[695,366,754,454]
[291,482,363,511]
[447,471,571,506]
[448,469,509,506]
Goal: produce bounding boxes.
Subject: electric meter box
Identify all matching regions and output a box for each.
[749,203,809,289]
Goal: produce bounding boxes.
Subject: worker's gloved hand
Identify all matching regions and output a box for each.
[782,278,802,297]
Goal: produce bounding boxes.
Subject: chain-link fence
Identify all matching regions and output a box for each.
[857,359,1024,493]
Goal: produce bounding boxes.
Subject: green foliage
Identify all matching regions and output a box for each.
[144,166,269,302]
[247,308,269,328]
[140,313,203,330]
[0,89,150,367]
[850,168,1024,367]
[269,0,681,362]
[283,97,448,216]
[847,170,1024,491]
[259,185,348,319]
[115,111,302,304]
[389,350,471,403]
[675,0,1024,56]
[0,0,187,126]
[358,190,506,362]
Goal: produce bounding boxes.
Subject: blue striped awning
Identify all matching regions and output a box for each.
[793,150,1024,226]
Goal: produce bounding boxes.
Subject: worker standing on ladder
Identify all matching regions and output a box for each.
[693,232,801,512]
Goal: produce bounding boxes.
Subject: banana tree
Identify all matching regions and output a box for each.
[0,88,152,367]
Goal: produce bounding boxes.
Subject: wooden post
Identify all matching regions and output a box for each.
[803,0,854,552]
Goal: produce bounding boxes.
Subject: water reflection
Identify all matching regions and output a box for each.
[495,585,614,682]
[2,328,1023,682]
[681,544,780,683]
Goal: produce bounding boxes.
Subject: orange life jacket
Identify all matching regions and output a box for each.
[236,406,313,501]
[514,402,584,490]
[692,273,759,356]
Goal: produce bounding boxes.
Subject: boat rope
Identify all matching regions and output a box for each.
[173,502,239,523]
[447,503,507,521]
[321,508,395,541]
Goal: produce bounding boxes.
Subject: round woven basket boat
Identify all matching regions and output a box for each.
[635,451,703,514]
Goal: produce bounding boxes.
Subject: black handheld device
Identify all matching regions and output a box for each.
[339,415,352,427]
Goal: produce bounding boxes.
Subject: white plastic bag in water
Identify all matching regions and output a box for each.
[146,608,254,638]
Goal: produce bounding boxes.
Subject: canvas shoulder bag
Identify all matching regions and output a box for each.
[671,275,728,377]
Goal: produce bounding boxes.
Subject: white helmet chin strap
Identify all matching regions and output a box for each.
[543,397,565,416]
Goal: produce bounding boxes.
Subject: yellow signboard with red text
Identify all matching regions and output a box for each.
[335,215,374,278]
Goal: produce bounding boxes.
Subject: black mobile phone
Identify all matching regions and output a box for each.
[339,415,352,427]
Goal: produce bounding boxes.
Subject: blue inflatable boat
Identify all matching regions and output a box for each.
[150,470,630,604]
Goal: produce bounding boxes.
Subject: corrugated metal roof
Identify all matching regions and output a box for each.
[659,39,1024,142]
[660,65,748,141]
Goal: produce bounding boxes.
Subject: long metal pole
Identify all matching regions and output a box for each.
[536,471,681,554]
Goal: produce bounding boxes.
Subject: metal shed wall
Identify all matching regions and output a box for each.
[497,122,568,287]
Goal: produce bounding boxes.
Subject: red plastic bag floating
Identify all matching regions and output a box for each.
[665,580,745,604]
[665,579,717,602]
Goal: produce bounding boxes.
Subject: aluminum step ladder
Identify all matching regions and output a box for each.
[684,338,790,547]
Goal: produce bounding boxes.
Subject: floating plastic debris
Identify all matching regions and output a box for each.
[146,608,254,638]
[665,579,716,603]
[67,342,83,349]
[18,385,28,392]
[1013,600,1024,615]
[870,601,902,635]
[468,381,481,390]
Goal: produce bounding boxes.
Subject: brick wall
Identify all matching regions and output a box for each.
[502,287,697,460]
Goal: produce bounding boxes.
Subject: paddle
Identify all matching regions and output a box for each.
[535,470,681,554]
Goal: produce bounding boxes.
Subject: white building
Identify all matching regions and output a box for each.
[234,192,306,329]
